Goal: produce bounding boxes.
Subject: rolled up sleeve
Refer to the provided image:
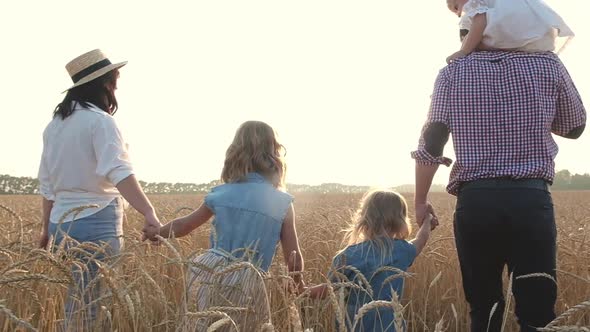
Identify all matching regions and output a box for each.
[93,116,134,185]
[38,139,55,201]
[552,63,586,137]
[411,69,453,166]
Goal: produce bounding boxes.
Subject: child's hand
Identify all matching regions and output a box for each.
[283,275,306,295]
[295,279,306,295]
[424,213,438,231]
[446,50,467,64]
[306,284,329,299]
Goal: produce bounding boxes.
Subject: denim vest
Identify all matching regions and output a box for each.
[204,173,293,271]
[331,238,417,331]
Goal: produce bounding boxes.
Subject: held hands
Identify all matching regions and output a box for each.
[282,274,306,295]
[415,201,439,230]
[141,210,162,242]
[423,213,437,231]
[446,50,467,64]
[304,284,329,299]
[295,279,306,296]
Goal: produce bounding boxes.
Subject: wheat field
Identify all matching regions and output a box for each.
[0,192,589,331]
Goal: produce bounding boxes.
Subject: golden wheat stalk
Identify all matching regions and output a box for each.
[57,204,100,225]
[543,300,590,328]
[556,269,590,283]
[390,290,405,332]
[351,300,394,332]
[0,274,70,284]
[434,315,446,332]
[183,311,239,331]
[451,303,459,332]
[515,272,557,284]
[0,248,13,263]
[487,302,499,332]
[0,255,40,274]
[260,322,275,331]
[372,266,414,278]
[424,270,443,330]
[4,283,44,314]
[208,306,251,313]
[0,204,23,222]
[154,235,183,262]
[538,326,590,332]
[28,248,72,278]
[501,272,514,332]
[0,302,38,331]
[139,267,170,312]
[339,265,373,297]
[207,317,235,332]
[325,282,346,332]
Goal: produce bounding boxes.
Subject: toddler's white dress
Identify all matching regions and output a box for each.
[460,0,574,52]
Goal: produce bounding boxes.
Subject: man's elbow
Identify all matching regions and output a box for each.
[424,122,450,156]
[564,125,585,139]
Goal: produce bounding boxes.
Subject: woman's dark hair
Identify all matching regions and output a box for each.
[53,70,119,119]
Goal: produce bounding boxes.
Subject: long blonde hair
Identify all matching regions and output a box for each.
[342,189,412,254]
[221,121,286,189]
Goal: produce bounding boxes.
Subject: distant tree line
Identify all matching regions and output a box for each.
[1,171,589,195]
[0,175,374,195]
[0,175,39,195]
[552,170,590,190]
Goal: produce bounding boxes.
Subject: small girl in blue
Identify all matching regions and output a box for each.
[159,121,304,331]
[308,189,433,331]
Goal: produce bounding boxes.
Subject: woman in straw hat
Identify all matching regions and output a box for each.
[37,49,161,330]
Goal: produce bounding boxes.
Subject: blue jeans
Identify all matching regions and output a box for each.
[454,179,557,332]
[49,198,123,330]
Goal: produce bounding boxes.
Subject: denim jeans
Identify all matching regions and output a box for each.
[454,179,557,332]
[48,198,123,331]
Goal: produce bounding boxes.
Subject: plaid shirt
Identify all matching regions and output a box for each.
[412,52,586,195]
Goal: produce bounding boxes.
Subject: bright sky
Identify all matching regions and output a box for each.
[1,1,588,187]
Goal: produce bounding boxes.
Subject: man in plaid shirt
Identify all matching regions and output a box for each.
[412,51,586,332]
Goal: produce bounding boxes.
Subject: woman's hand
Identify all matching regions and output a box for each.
[38,231,50,249]
[142,210,162,241]
[40,198,53,249]
[115,175,161,241]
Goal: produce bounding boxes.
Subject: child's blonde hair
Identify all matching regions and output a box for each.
[221,121,286,189]
[342,189,411,253]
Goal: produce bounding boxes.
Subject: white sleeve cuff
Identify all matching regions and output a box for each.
[40,185,55,201]
[108,167,134,186]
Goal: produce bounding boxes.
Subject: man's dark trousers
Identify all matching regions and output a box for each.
[454,179,557,332]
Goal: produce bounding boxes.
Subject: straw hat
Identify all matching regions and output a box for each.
[64,49,127,91]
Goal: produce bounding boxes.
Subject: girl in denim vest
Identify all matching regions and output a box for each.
[159,121,303,331]
[308,190,433,331]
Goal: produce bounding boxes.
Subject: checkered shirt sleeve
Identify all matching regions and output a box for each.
[411,69,453,166]
[552,63,586,137]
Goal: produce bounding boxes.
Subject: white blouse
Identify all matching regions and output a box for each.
[38,102,134,223]
[459,0,574,52]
